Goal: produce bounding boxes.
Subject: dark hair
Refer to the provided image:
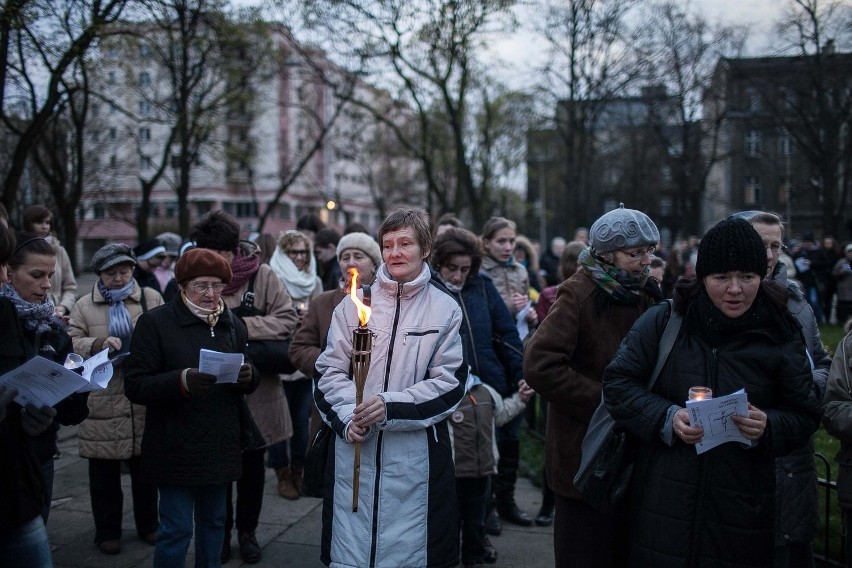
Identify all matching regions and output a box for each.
[10,231,56,269]
[189,210,240,252]
[431,228,483,277]
[0,223,15,265]
[434,213,464,236]
[558,241,585,281]
[22,205,51,232]
[254,233,276,265]
[378,209,432,256]
[315,227,341,248]
[296,213,325,234]
[515,235,539,272]
[344,222,369,235]
[481,216,516,241]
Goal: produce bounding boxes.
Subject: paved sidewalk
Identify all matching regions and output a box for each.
[48,425,555,568]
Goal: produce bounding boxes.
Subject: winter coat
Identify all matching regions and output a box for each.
[833,257,852,303]
[124,298,259,486]
[280,274,323,383]
[603,295,821,568]
[0,298,46,533]
[822,332,852,510]
[480,256,529,319]
[223,263,299,446]
[523,271,656,499]
[449,272,523,396]
[314,263,467,568]
[772,268,830,547]
[68,282,164,460]
[48,241,77,314]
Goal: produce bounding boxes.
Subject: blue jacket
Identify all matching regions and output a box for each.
[452,272,524,397]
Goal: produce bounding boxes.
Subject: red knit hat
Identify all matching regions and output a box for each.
[174,248,232,284]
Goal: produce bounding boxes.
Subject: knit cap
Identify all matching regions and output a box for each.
[134,238,166,261]
[695,218,766,279]
[337,232,382,269]
[589,203,659,254]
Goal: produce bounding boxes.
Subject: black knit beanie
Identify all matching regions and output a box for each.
[695,218,766,279]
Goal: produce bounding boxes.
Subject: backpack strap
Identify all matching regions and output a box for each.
[140,287,148,313]
[647,299,682,391]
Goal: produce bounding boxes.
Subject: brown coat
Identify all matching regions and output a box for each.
[223,263,299,446]
[69,282,165,460]
[523,271,655,499]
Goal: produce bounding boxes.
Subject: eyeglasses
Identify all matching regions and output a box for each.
[618,246,657,260]
[765,243,787,254]
[287,250,310,257]
[190,282,226,293]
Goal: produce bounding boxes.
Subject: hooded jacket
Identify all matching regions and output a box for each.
[314,262,467,568]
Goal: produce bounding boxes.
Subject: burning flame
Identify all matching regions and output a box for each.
[348,268,371,326]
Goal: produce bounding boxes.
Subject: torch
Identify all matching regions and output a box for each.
[348,267,372,512]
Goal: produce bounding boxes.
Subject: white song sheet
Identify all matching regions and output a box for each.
[199,349,244,383]
[0,353,112,408]
[686,389,750,454]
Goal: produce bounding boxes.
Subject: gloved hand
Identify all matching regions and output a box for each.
[234,363,253,391]
[21,403,57,436]
[184,369,217,396]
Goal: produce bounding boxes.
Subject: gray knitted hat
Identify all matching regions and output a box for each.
[337,232,382,269]
[589,203,660,254]
[91,243,136,273]
[156,232,182,257]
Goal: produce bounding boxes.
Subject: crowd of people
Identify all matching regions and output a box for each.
[1,201,852,568]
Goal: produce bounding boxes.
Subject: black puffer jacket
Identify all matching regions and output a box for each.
[603,293,821,568]
[124,299,258,486]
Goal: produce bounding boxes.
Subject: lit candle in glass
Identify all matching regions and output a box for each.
[688,386,712,401]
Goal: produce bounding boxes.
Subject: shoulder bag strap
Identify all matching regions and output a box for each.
[647,299,682,391]
[140,287,148,313]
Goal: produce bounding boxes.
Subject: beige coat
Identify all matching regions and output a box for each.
[480,256,530,318]
[50,242,78,314]
[223,263,300,446]
[69,282,164,460]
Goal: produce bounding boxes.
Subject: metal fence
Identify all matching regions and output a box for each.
[816,452,845,567]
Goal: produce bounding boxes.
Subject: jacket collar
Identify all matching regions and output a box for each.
[376,262,431,299]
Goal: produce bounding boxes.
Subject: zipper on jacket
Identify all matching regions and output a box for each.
[690,346,719,563]
[370,282,403,567]
[458,294,480,374]
[402,329,439,345]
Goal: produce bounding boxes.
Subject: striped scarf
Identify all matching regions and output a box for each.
[97,280,135,354]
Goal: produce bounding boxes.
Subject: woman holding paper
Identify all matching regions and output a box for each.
[124,248,259,568]
[602,218,821,568]
[68,243,163,555]
[0,232,90,524]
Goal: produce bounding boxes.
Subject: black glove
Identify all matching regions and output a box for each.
[185,369,217,396]
[21,404,57,437]
[233,363,253,391]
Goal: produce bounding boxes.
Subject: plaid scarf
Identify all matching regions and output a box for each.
[578,247,649,305]
[0,282,59,333]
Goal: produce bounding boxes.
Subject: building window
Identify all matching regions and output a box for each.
[164,202,178,219]
[195,201,212,216]
[91,131,100,143]
[109,155,117,168]
[139,72,151,86]
[746,87,761,112]
[744,176,761,204]
[108,71,116,85]
[778,177,792,205]
[140,155,153,170]
[235,202,257,218]
[109,127,116,141]
[278,202,291,220]
[92,203,106,219]
[91,103,100,117]
[139,127,151,141]
[745,130,762,156]
[659,196,673,216]
[139,100,151,116]
[139,44,151,59]
[778,129,793,157]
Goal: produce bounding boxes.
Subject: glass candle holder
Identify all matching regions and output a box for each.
[688,386,712,401]
[63,353,84,370]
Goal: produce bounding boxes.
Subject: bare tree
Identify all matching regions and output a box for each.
[768,0,852,236]
[1,0,129,214]
[531,0,644,238]
[638,1,747,235]
[302,0,517,228]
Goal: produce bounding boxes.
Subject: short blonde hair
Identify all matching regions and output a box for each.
[277,230,313,272]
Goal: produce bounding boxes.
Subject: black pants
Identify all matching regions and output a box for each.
[456,477,488,563]
[553,494,626,568]
[224,448,266,534]
[88,456,159,543]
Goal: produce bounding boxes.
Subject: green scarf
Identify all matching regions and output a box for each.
[578,247,649,304]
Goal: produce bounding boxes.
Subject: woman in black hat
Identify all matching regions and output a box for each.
[67,243,164,555]
[602,218,821,567]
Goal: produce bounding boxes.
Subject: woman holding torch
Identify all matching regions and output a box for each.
[315,209,467,568]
